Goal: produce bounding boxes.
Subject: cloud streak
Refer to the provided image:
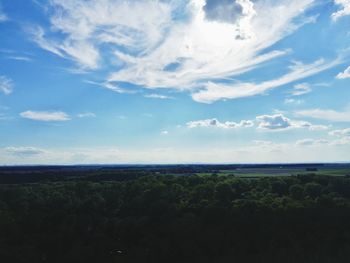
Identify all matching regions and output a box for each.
[20,111,71,121]
[336,65,350,79]
[296,109,350,122]
[0,76,13,95]
[192,58,340,103]
[144,94,174,100]
[5,147,45,157]
[290,83,312,96]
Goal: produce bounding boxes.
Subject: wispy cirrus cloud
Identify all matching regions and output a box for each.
[77,112,96,118]
[85,80,136,94]
[192,58,340,103]
[20,111,71,121]
[296,109,350,122]
[31,0,323,102]
[0,75,13,95]
[336,65,350,79]
[6,56,33,62]
[284,98,304,105]
[144,94,174,100]
[290,83,312,96]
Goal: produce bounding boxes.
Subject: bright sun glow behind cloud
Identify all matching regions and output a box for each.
[31,0,326,103]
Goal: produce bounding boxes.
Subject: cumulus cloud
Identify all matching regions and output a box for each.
[32,0,323,102]
[336,65,350,79]
[0,75,13,95]
[332,0,350,21]
[20,111,71,121]
[256,114,292,130]
[291,83,312,96]
[203,0,256,39]
[296,109,350,122]
[187,118,254,129]
[256,114,328,131]
[5,147,45,157]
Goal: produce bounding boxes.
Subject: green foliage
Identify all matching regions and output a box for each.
[0,173,349,263]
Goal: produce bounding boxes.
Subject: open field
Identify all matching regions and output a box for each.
[217,167,350,177]
[0,164,349,184]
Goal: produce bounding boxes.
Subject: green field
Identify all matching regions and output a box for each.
[197,167,350,178]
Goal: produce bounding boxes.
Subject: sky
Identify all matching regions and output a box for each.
[0,0,350,164]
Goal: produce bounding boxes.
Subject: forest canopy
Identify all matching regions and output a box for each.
[0,170,350,263]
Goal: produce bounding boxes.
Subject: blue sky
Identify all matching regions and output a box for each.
[0,0,350,164]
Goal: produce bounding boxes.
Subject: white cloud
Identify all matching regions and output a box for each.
[31,0,173,70]
[161,130,169,135]
[284,98,304,105]
[85,80,135,94]
[33,0,322,101]
[192,58,340,103]
[6,56,33,62]
[256,114,328,131]
[291,82,312,96]
[77,112,96,118]
[20,111,71,121]
[203,0,256,39]
[296,109,350,122]
[187,118,254,129]
[187,114,327,131]
[5,147,45,157]
[0,76,13,95]
[256,114,292,130]
[144,94,174,100]
[336,65,350,79]
[329,128,350,137]
[332,0,350,21]
[296,138,329,146]
[31,26,100,70]
[328,128,350,145]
